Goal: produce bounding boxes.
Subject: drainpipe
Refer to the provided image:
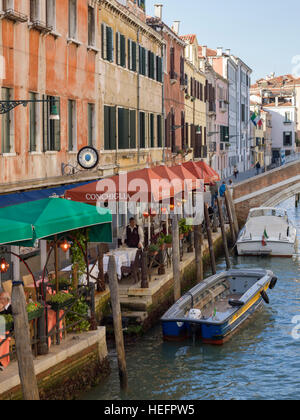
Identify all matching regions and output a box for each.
[162,41,165,163]
[137,29,140,166]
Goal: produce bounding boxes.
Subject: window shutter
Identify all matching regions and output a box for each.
[116,32,120,65]
[101,24,106,59]
[128,39,131,69]
[130,110,136,149]
[157,115,162,148]
[54,97,61,151]
[132,42,137,72]
[120,34,126,67]
[170,47,175,78]
[106,26,113,62]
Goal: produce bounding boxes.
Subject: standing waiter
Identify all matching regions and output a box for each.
[121,218,144,249]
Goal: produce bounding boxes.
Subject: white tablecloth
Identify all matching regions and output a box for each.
[62,248,138,281]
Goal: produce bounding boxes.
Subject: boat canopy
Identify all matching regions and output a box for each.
[248,208,287,219]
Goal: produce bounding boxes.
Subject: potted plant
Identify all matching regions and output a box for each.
[49,277,72,292]
[148,244,159,256]
[157,236,165,251]
[47,292,76,312]
[179,218,189,239]
[164,234,173,249]
[27,302,44,321]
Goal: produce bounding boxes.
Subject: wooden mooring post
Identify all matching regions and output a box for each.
[172,214,181,301]
[216,197,231,270]
[226,190,239,236]
[11,281,40,400]
[204,203,217,275]
[194,224,203,283]
[108,256,128,390]
[224,191,237,244]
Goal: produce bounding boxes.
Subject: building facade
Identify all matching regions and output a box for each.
[0,0,101,192]
[251,74,298,163]
[201,47,252,176]
[199,48,229,178]
[180,34,207,161]
[146,6,186,163]
[99,0,164,174]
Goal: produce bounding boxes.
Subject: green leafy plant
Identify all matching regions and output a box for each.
[66,297,90,333]
[164,234,172,244]
[26,302,43,313]
[71,230,87,278]
[149,244,159,254]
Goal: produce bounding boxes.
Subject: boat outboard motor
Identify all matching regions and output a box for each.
[188,309,202,320]
[260,290,270,304]
[269,276,278,290]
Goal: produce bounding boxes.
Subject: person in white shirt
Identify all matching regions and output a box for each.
[0,292,12,315]
[121,218,144,249]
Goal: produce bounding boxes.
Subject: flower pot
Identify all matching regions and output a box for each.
[48,297,76,312]
[179,234,184,240]
[159,244,166,251]
[149,251,159,257]
[28,307,44,321]
[166,243,172,249]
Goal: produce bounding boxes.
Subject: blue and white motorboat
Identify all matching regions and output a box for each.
[161,269,277,345]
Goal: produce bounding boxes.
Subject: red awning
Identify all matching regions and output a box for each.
[192,161,221,184]
[151,166,185,196]
[168,164,199,191]
[65,168,175,204]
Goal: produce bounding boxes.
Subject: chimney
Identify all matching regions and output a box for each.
[217,47,223,57]
[172,21,180,35]
[225,48,231,56]
[154,4,163,20]
[202,45,207,58]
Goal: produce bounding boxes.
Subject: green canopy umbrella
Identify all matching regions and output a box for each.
[0,197,112,246]
[0,218,33,245]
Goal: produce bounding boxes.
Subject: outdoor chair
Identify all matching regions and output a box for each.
[121,250,142,284]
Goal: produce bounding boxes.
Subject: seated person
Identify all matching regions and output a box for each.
[0,292,12,315]
[121,218,144,249]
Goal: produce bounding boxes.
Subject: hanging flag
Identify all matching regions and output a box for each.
[264,228,269,240]
[251,112,262,127]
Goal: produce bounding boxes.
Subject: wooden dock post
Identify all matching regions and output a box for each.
[141,250,149,289]
[11,281,40,400]
[204,203,217,275]
[194,224,203,283]
[226,190,239,236]
[97,244,106,292]
[108,256,128,390]
[172,214,181,301]
[224,191,237,244]
[216,197,231,270]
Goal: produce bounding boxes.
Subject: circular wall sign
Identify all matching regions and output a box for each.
[77,147,99,170]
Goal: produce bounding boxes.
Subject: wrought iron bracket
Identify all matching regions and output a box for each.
[0,99,58,115]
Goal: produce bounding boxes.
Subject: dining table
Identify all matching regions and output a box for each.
[61,247,138,282]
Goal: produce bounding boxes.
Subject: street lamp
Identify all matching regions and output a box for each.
[0,98,60,120]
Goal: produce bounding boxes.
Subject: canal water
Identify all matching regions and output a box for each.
[82,198,300,400]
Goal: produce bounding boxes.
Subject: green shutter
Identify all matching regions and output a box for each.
[104,105,110,150]
[139,112,145,149]
[104,105,116,150]
[120,34,126,67]
[128,39,131,69]
[132,42,137,72]
[118,108,125,149]
[157,115,162,148]
[130,110,136,149]
[150,114,154,147]
[106,26,113,62]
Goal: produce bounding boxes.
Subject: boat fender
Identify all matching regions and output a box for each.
[228,299,244,308]
[269,276,278,290]
[188,309,202,320]
[260,290,270,304]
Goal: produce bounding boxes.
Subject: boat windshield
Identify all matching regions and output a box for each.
[249,209,287,219]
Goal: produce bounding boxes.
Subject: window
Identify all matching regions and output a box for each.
[129,110,136,149]
[68,99,77,151]
[3,0,14,11]
[68,0,77,39]
[46,0,56,30]
[156,55,162,82]
[87,103,95,147]
[149,114,155,148]
[139,46,146,75]
[139,112,146,149]
[157,115,162,148]
[241,104,245,122]
[118,108,129,149]
[283,132,292,146]
[128,40,137,72]
[1,87,13,153]
[116,32,126,67]
[43,95,60,152]
[29,92,38,152]
[284,112,292,123]
[101,24,113,62]
[104,105,116,150]
[88,5,95,46]
[30,0,40,22]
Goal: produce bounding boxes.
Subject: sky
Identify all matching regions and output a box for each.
[146,0,300,82]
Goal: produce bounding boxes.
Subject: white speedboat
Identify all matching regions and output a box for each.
[237,207,297,257]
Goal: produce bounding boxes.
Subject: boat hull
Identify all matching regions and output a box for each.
[237,239,297,257]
